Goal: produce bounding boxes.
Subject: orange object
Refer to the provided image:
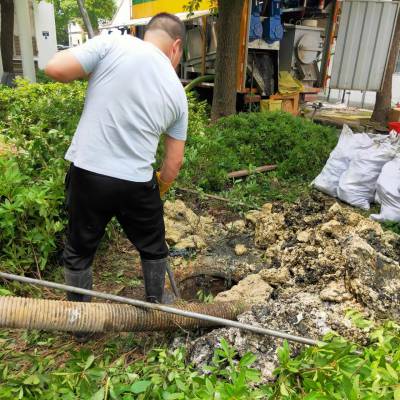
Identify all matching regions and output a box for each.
[156,172,173,197]
[270,93,300,115]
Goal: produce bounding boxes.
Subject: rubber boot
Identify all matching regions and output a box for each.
[64,267,93,302]
[64,267,93,342]
[141,258,167,303]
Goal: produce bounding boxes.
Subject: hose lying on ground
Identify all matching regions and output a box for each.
[0,272,321,345]
[0,296,245,332]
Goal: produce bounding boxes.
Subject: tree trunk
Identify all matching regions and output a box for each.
[371,6,400,124]
[76,0,94,39]
[0,0,14,73]
[211,0,244,122]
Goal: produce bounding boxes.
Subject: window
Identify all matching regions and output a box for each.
[396,51,400,74]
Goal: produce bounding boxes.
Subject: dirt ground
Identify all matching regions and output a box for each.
[2,191,399,380]
[155,191,399,381]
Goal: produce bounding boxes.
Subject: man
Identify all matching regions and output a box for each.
[45,13,188,310]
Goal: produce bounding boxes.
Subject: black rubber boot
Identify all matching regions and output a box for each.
[64,267,93,342]
[64,267,93,302]
[141,258,167,303]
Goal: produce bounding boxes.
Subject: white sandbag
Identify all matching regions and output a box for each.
[312,125,373,197]
[338,134,400,210]
[370,156,400,222]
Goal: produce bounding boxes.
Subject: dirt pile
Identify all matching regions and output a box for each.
[180,193,400,381]
[164,200,216,250]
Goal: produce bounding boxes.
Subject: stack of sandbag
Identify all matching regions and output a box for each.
[370,156,400,222]
[337,133,400,210]
[312,125,373,197]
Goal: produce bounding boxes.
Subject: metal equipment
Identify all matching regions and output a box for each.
[263,0,284,43]
[279,24,324,86]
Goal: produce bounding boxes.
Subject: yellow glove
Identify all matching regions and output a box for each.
[156,171,173,197]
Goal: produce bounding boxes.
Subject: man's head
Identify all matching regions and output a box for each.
[144,13,185,69]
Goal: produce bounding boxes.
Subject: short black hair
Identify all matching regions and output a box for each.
[146,12,186,48]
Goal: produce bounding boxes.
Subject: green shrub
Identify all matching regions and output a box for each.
[0,80,209,274]
[1,319,399,399]
[0,79,85,273]
[180,111,338,193]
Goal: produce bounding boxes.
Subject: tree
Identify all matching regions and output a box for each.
[187,0,244,121]
[52,0,116,45]
[0,0,14,74]
[76,0,94,38]
[371,5,400,124]
[211,0,244,122]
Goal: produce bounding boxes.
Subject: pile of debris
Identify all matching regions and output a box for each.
[169,194,400,381]
[164,200,216,251]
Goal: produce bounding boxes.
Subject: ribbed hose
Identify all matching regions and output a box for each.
[0,296,247,333]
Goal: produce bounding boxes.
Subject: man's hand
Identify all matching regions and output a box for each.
[45,50,87,83]
[156,171,173,197]
[157,136,185,197]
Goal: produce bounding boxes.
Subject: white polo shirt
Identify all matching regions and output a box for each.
[66,35,188,182]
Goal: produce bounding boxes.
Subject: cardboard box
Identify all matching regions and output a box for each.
[270,93,299,115]
[388,108,400,122]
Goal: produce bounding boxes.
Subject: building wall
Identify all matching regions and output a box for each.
[11,0,57,69]
[68,22,88,47]
[34,1,57,69]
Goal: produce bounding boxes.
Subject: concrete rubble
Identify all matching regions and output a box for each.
[168,195,399,381]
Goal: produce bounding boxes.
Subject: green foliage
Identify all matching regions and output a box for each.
[0,81,209,274]
[1,321,400,399]
[273,321,400,399]
[382,221,400,235]
[196,288,214,303]
[0,79,85,273]
[0,334,270,399]
[51,0,117,45]
[179,111,338,205]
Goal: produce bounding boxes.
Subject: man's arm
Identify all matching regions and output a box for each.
[159,136,185,183]
[45,50,87,83]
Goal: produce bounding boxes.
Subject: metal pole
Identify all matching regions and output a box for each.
[0,271,320,346]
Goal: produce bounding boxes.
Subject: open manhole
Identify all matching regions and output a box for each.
[178,271,237,302]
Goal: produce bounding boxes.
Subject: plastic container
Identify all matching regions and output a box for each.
[388,122,400,134]
[260,99,282,112]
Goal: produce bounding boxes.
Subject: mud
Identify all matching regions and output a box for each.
[167,193,400,381]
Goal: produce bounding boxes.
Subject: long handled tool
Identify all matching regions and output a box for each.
[0,271,321,346]
[166,264,180,298]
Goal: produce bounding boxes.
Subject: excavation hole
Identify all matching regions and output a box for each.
[178,272,237,302]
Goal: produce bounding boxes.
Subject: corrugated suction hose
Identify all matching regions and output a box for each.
[0,296,247,333]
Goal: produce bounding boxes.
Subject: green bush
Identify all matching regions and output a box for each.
[0,79,85,273]
[0,80,208,274]
[180,111,338,193]
[1,318,399,399]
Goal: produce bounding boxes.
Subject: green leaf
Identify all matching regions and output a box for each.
[130,380,151,394]
[239,352,257,368]
[91,388,104,400]
[394,388,400,400]
[386,364,398,381]
[23,374,40,385]
[280,382,289,396]
[84,354,95,370]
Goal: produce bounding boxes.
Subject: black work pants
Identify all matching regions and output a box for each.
[63,164,169,272]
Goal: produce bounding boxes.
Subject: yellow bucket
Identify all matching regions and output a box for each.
[260,99,282,112]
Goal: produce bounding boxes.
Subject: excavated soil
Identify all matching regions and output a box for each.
[163,192,400,381]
